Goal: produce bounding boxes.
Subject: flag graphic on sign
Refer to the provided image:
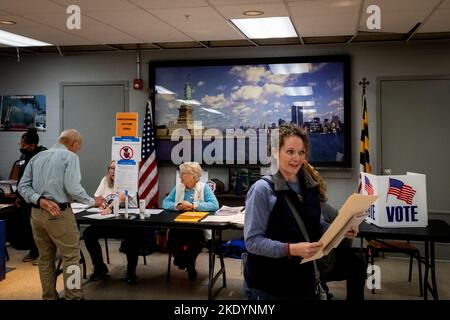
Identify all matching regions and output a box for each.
[138,100,159,208]
[358,95,371,193]
[387,178,416,205]
[364,176,374,195]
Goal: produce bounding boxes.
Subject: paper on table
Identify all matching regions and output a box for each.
[87,207,101,213]
[200,213,245,226]
[84,213,115,220]
[202,215,233,223]
[215,205,245,216]
[118,208,139,214]
[71,203,90,209]
[145,209,163,215]
[301,193,379,264]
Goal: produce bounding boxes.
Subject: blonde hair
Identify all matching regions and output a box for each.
[106,160,115,188]
[303,161,327,202]
[179,162,203,182]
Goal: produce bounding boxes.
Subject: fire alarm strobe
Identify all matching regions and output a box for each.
[133,79,143,90]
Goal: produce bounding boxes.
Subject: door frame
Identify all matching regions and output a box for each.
[59,81,129,132]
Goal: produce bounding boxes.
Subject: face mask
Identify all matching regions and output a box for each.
[20,148,30,155]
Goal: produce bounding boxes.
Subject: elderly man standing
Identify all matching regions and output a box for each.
[18,129,103,300]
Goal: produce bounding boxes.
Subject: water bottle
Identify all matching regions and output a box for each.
[124,190,129,219]
[113,198,119,217]
[139,199,146,219]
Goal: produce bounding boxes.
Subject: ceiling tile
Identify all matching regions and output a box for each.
[10,27,95,45]
[52,0,138,11]
[87,10,192,43]
[22,12,143,44]
[420,9,450,32]
[215,2,288,19]
[289,0,360,37]
[208,0,283,5]
[0,0,65,14]
[128,0,208,9]
[150,7,244,41]
[441,0,450,9]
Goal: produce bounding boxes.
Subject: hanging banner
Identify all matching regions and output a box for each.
[116,112,138,137]
[111,136,141,162]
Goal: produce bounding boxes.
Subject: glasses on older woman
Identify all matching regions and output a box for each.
[108,166,115,171]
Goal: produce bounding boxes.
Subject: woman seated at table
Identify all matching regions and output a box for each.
[83,160,156,284]
[162,161,219,281]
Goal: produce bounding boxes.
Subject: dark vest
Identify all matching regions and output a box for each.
[244,171,322,298]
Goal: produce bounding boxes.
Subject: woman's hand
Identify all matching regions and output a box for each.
[100,207,112,215]
[176,200,194,211]
[289,242,323,259]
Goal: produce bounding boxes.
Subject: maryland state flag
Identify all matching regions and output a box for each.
[358,95,371,192]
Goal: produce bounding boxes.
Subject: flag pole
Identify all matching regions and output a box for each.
[358,78,370,193]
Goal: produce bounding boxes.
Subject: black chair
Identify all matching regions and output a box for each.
[366,239,423,296]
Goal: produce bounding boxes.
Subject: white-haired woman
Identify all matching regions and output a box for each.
[162,162,219,281]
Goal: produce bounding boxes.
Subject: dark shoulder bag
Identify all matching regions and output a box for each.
[283,194,328,300]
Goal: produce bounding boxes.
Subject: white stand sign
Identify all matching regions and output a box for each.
[114,159,139,196]
[111,137,141,162]
[361,172,428,228]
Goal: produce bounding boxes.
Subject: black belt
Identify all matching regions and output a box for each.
[31,202,70,210]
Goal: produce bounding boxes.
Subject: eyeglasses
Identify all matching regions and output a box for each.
[108,167,115,171]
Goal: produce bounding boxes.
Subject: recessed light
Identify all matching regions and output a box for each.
[0,20,16,25]
[243,10,264,17]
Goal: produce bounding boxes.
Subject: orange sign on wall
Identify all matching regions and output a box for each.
[116,112,138,137]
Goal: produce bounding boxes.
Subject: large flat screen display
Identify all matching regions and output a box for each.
[150,55,351,168]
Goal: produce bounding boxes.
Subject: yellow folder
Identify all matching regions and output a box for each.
[174,211,209,223]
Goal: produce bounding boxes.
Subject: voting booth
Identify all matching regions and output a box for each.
[360,172,427,228]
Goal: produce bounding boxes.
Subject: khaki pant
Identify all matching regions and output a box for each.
[31,207,82,300]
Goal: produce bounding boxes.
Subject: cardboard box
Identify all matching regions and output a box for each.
[361,172,427,227]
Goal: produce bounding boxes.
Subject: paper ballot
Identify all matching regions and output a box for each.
[301,193,379,264]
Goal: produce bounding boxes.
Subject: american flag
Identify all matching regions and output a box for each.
[364,176,374,195]
[138,100,159,208]
[358,95,371,193]
[387,178,416,205]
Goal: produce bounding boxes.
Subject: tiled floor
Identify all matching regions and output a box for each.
[1,240,450,300]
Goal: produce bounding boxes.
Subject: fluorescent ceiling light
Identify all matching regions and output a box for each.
[0,29,51,47]
[293,100,315,107]
[231,17,297,39]
[284,86,313,96]
[270,63,311,75]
